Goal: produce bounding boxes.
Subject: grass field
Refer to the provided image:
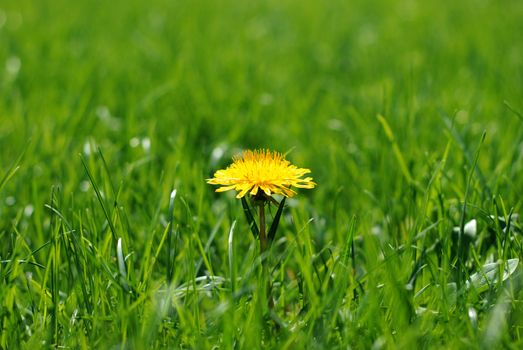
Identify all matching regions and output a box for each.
[1,0,523,348]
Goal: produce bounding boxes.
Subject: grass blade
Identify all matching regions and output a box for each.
[228,220,237,294]
[80,155,118,243]
[241,197,259,238]
[377,114,415,186]
[167,189,177,283]
[504,100,523,122]
[117,237,130,292]
[456,131,486,281]
[268,197,286,242]
[0,147,26,193]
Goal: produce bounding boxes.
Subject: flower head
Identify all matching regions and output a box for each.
[207,149,316,198]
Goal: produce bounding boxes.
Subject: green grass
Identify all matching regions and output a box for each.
[1,0,523,348]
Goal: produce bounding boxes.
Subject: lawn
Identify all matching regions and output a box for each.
[1,0,523,348]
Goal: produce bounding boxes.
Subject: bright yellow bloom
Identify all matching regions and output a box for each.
[207,149,316,198]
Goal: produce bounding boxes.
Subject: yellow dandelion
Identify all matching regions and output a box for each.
[207,149,316,199]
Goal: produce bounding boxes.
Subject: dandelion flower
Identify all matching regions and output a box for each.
[207,149,316,199]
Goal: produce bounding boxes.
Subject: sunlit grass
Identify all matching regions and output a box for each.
[1,0,523,348]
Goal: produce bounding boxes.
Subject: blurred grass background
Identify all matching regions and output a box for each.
[2,0,522,214]
[1,0,523,348]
